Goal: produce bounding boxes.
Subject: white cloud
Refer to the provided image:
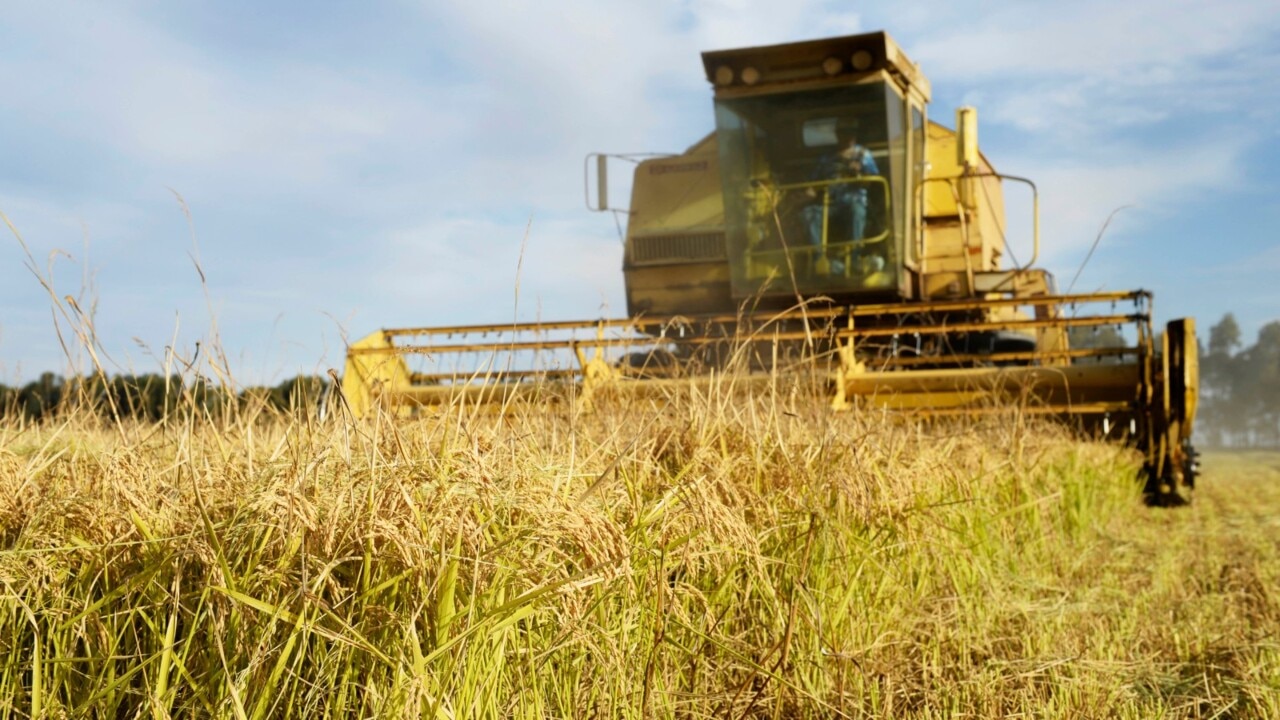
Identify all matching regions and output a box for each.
[1012,134,1249,269]
[911,0,1279,80]
[369,215,626,322]
[905,0,1280,147]
[883,0,1279,299]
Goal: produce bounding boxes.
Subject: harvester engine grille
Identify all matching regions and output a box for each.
[629,232,727,265]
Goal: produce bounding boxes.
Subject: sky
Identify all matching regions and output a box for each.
[1,0,1278,384]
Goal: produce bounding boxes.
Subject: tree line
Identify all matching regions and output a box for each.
[1200,314,1280,448]
[0,373,332,422]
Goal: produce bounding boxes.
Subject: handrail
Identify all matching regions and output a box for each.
[774,175,890,194]
[918,172,1040,270]
[747,174,892,276]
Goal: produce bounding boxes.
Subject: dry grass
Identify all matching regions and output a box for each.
[0,389,1277,718]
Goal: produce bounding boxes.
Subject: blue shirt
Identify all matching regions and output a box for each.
[810,144,879,203]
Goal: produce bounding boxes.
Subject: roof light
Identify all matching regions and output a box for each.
[822,57,843,76]
[741,66,761,85]
[714,65,735,86]
[851,50,872,71]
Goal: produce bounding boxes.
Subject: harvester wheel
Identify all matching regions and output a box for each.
[1142,438,1196,507]
[1143,479,1190,508]
[1142,319,1199,507]
[1183,440,1201,490]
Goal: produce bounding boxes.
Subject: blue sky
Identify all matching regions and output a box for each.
[2,0,1278,383]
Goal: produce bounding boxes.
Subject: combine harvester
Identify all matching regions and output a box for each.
[343,32,1199,504]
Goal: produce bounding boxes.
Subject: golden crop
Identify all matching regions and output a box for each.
[1,390,1276,718]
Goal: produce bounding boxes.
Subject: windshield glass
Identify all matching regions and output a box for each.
[714,81,905,299]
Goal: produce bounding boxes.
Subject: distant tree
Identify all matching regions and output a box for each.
[1245,322,1280,446]
[0,372,331,423]
[271,375,329,413]
[186,376,233,420]
[1069,325,1126,350]
[1208,313,1242,357]
[1201,314,1244,446]
[1068,324,1128,365]
[233,375,330,418]
[18,372,65,419]
[1202,318,1280,447]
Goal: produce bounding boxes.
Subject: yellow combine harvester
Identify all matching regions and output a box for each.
[343,32,1199,504]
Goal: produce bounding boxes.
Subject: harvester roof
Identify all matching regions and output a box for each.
[700,31,931,101]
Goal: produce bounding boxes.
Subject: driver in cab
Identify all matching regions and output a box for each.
[803,126,881,274]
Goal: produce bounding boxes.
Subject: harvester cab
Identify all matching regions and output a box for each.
[706,34,918,302]
[343,31,1199,505]
[618,33,1033,319]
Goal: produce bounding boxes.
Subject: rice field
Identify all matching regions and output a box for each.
[1,388,1277,718]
